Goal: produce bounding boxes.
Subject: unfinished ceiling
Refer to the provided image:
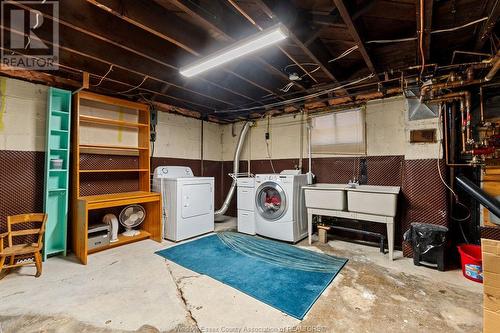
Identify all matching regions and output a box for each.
[1,0,499,121]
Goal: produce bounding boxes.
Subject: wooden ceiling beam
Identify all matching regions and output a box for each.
[224,0,318,85]
[10,0,262,107]
[87,0,290,101]
[0,24,229,111]
[0,67,81,89]
[159,0,304,95]
[474,0,500,51]
[333,0,379,81]
[0,47,215,112]
[254,0,350,96]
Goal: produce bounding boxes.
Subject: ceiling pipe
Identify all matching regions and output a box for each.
[485,50,500,81]
[427,91,471,154]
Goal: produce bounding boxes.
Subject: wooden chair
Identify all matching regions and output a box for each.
[0,213,47,279]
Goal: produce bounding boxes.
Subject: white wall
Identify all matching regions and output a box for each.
[0,77,440,162]
[221,95,442,161]
[0,77,48,151]
[0,77,222,161]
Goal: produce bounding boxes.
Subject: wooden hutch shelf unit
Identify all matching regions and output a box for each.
[71,91,161,265]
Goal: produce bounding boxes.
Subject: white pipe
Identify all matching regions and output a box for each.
[307,118,313,185]
[215,121,253,216]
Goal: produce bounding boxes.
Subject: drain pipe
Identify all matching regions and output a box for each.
[307,117,314,185]
[215,121,253,217]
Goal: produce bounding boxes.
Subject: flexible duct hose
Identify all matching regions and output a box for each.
[215,121,253,217]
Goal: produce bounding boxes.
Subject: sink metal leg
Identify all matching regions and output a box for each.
[387,222,395,260]
[308,212,313,245]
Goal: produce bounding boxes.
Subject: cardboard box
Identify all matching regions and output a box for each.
[482,238,500,332]
[484,285,500,312]
[484,271,500,286]
[484,309,500,333]
[483,253,500,275]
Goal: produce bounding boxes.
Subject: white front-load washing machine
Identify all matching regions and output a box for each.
[254,170,307,243]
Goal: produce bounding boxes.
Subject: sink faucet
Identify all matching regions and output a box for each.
[348,177,359,188]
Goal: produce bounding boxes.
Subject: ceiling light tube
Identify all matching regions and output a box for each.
[180,24,288,77]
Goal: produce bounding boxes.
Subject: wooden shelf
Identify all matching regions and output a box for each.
[72,91,159,265]
[78,91,149,112]
[80,115,148,129]
[53,111,69,116]
[48,188,67,192]
[87,230,151,254]
[79,144,148,152]
[79,169,149,173]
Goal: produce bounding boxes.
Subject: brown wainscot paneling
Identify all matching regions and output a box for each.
[0,150,45,243]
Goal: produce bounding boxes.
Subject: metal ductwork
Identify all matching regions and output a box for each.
[215,121,253,217]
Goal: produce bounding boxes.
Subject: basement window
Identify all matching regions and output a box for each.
[311,107,366,155]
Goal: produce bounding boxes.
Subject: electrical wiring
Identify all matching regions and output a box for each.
[92,64,114,87]
[328,45,359,63]
[266,116,276,173]
[217,73,375,114]
[279,63,321,92]
[359,16,489,46]
[115,75,149,94]
[430,16,488,34]
[365,37,418,44]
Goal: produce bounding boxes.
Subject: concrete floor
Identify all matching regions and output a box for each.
[0,217,483,333]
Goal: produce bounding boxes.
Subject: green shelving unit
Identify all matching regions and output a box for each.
[43,87,72,260]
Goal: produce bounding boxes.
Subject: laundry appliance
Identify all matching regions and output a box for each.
[254,170,307,242]
[153,166,214,241]
[237,177,256,235]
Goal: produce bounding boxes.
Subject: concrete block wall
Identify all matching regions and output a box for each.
[0,77,448,255]
[221,96,442,162]
[0,77,222,235]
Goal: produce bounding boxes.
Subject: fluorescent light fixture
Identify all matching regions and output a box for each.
[180,24,288,77]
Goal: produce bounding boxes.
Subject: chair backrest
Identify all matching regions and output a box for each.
[6,213,48,248]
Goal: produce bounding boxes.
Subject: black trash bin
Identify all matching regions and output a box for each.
[404,223,449,271]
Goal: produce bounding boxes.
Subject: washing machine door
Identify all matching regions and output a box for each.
[255,181,287,221]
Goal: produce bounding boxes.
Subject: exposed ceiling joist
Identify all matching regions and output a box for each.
[474,0,500,51]
[224,0,317,85]
[256,0,343,85]
[157,0,306,94]
[1,46,216,112]
[333,0,380,81]
[0,25,222,111]
[11,0,263,108]
[85,0,289,102]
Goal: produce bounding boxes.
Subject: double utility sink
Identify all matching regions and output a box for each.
[303,183,401,260]
[303,183,400,217]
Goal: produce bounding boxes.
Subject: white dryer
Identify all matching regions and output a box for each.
[254,170,307,242]
[153,166,214,242]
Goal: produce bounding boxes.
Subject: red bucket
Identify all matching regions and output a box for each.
[457,244,483,283]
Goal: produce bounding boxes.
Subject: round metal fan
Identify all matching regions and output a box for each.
[119,205,146,237]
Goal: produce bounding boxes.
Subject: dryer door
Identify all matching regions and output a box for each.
[255,181,287,221]
[181,182,213,218]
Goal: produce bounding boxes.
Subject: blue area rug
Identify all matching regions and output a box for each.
[156,232,347,319]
